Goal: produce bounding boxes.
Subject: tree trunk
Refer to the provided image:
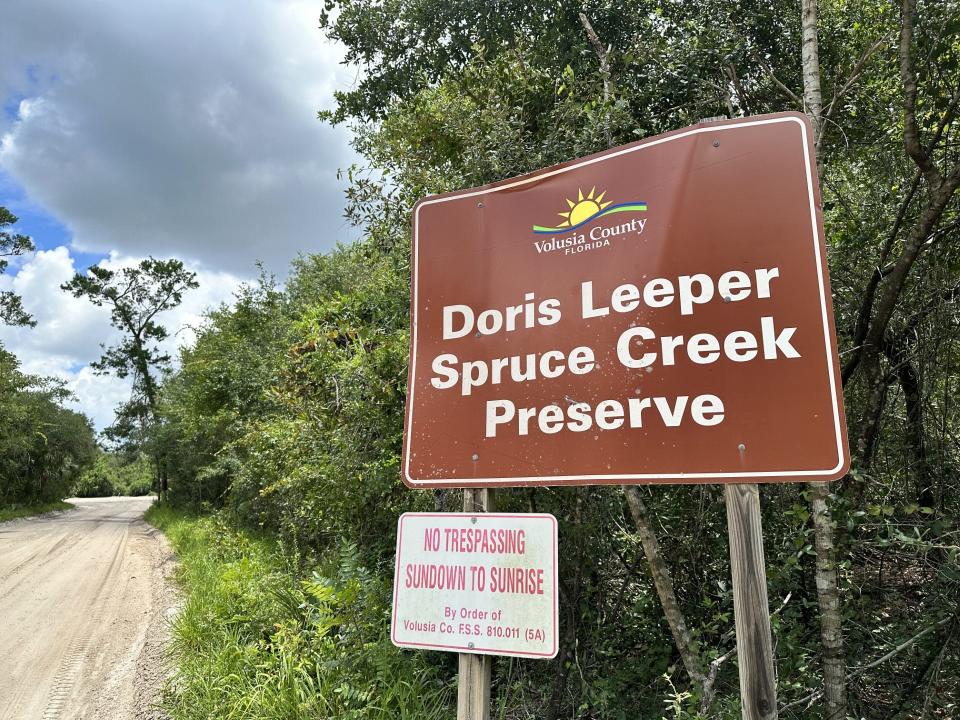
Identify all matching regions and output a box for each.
[578,12,612,147]
[800,2,849,715]
[809,482,846,719]
[883,334,933,506]
[801,0,823,152]
[623,486,706,688]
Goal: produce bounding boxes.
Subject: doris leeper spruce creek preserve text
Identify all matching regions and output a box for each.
[430,266,794,438]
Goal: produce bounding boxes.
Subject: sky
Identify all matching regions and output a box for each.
[0,0,357,430]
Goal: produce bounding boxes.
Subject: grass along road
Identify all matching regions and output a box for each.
[0,501,74,524]
[146,505,452,720]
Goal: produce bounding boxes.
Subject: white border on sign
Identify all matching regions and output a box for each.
[405,116,845,486]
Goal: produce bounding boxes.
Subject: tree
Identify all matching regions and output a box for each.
[143,2,960,717]
[321,0,960,715]
[156,274,289,507]
[0,346,97,505]
[797,2,960,716]
[62,258,198,494]
[0,206,36,327]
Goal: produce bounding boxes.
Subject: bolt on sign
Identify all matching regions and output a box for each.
[403,112,850,488]
[391,512,558,658]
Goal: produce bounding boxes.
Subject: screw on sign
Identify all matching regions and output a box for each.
[400,113,850,720]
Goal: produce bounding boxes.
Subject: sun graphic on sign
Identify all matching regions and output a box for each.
[532,187,646,234]
[557,187,611,228]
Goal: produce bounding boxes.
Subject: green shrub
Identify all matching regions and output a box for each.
[147,504,454,720]
[73,472,116,497]
[0,346,97,505]
[73,451,155,497]
[0,501,73,523]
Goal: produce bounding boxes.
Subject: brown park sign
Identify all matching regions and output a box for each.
[403,112,850,488]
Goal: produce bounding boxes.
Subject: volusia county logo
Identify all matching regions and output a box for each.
[532,187,648,256]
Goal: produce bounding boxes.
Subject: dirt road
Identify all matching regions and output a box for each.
[0,497,174,720]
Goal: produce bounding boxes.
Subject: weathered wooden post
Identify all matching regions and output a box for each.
[725,484,778,720]
[458,488,495,720]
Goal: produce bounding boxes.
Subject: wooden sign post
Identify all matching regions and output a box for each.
[725,484,778,720]
[389,488,558,719]
[458,488,494,720]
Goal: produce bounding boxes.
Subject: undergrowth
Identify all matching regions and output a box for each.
[146,503,453,720]
[0,500,72,523]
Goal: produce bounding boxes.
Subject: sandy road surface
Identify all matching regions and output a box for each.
[0,497,174,720]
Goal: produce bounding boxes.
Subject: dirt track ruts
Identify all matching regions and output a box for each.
[0,497,175,720]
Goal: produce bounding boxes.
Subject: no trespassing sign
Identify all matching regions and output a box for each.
[391,513,558,658]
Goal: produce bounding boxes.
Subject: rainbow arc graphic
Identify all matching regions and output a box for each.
[533,187,647,235]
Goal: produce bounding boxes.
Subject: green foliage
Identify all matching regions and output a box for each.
[156,245,428,558]
[149,0,960,717]
[0,500,72,523]
[73,451,155,497]
[146,504,453,719]
[0,206,36,327]
[0,346,97,506]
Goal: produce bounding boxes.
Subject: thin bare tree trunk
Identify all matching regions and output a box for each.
[579,12,613,148]
[580,12,708,701]
[857,371,890,479]
[801,0,824,152]
[623,487,706,688]
[809,482,846,719]
[883,334,933,506]
[800,2,849,715]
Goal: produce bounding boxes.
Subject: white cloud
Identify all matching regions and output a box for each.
[0,247,244,430]
[1,247,112,363]
[0,0,358,428]
[0,0,357,275]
